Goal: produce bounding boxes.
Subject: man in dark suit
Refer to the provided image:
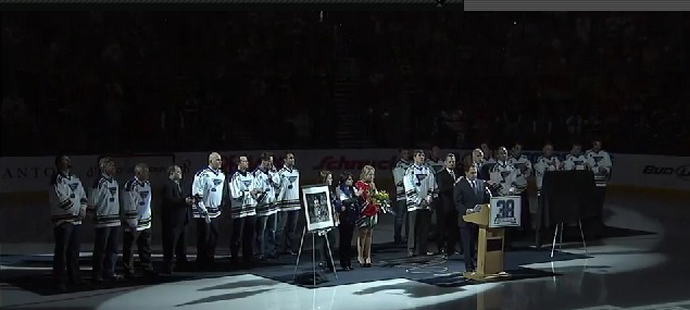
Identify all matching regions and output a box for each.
[454,164,492,272]
[435,153,460,257]
[160,165,193,274]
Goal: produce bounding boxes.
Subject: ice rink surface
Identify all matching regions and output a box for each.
[2,189,690,310]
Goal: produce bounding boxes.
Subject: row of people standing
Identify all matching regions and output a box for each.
[189,151,301,268]
[48,156,158,291]
[317,166,381,271]
[467,140,613,239]
[389,141,612,271]
[317,152,443,270]
[47,151,303,291]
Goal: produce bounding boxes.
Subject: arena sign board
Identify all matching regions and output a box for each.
[2,150,689,194]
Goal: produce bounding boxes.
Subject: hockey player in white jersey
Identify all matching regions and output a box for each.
[488,147,520,197]
[276,152,300,255]
[392,149,411,244]
[404,150,438,257]
[191,152,226,269]
[508,143,532,192]
[121,164,155,277]
[534,143,563,197]
[48,155,87,290]
[586,140,612,187]
[253,152,281,260]
[508,142,533,237]
[488,146,520,249]
[564,142,589,171]
[585,140,613,237]
[229,155,262,265]
[533,143,564,246]
[88,157,122,282]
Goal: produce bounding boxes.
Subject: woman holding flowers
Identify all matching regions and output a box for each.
[354,165,379,267]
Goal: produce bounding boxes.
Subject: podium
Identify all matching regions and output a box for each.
[462,196,521,282]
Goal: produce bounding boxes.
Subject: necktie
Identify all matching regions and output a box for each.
[471,180,476,190]
[176,182,182,195]
[450,170,455,181]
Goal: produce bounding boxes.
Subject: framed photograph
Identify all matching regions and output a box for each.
[489,196,522,228]
[301,184,334,232]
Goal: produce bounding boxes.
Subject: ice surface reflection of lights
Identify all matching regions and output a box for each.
[97,274,500,310]
[525,204,666,275]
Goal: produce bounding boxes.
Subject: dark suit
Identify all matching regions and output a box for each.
[435,168,459,255]
[160,178,191,271]
[454,177,491,271]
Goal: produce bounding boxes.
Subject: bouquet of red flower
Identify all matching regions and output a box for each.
[371,189,395,215]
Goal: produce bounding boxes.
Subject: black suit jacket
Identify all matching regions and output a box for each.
[161,178,191,228]
[453,177,491,227]
[436,169,458,213]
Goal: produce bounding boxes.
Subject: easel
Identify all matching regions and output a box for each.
[293,226,338,286]
[550,220,587,258]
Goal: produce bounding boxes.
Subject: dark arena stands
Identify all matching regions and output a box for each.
[2,12,689,155]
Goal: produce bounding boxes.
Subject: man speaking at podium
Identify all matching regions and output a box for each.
[454,164,491,272]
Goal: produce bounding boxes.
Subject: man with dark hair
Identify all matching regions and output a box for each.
[161,165,194,274]
[276,151,300,255]
[404,150,438,257]
[435,153,460,257]
[480,142,494,164]
[48,155,87,291]
[454,164,491,272]
[488,147,519,197]
[229,154,262,265]
[253,152,281,260]
[564,142,588,171]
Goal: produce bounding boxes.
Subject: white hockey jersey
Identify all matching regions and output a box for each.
[403,164,438,212]
[253,167,281,216]
[49,172,87,226]
[534,155,562,193]
[88,174,121,228]
[122,177,152,231]
[585,149,612,187]
[564,154,589,171]
[507,154,532,192]
[276,166,300,212]
[191,167,225,219]
[489,160,520,196]
[229,170,259,219]
[392,159,411,202]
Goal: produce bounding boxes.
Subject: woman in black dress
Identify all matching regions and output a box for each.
[335,172,361,271]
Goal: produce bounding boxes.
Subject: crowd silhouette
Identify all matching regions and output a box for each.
[2,12,688,156]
